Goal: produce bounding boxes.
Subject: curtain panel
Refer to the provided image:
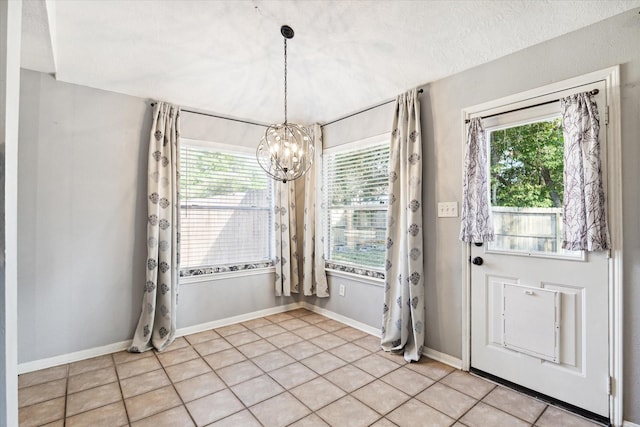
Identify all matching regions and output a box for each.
[459,118,494,243]
[302,124,329,297]
[381,88,425,362]
[130,102,181,353]
[274,180,299,296]
[561,92,610,251]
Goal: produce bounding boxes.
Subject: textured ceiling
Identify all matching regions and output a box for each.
[21,0,640,124]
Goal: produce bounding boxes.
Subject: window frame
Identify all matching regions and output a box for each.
[482,103,585,261]
[323,133,391,278]
[179,138,275,282]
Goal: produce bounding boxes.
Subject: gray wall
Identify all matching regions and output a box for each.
[316,8,640,422]
[304,102,396,331]
[16,7,640,422]
[427,9,640,420]
[17,70,294,364]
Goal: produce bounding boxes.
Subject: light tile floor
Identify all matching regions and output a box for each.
[18,309,604,427]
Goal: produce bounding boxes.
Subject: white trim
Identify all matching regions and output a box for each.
[16,302,385,376]
[461,66,623,426]
[464,68,617,119]
[175,303,301,337]
[300,302,382,337]
[325,269,384,287]
[18,303,302,374]
[622,422,640,427]
[605,66,624,427]
[460,110,472,372]
[422,347,463,370]
[322,132,390,155]
[18,340,131,375]
[2,1,22,425]
[180,266,275,284]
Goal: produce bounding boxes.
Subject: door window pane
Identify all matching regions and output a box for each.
[487,117,579,257]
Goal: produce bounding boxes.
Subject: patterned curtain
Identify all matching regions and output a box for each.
[381,88,424,362]
[561,92,610,251]
[130,102,181,352]
[302,124,329,297]
[274,180,299,296]
[459,118,494,243]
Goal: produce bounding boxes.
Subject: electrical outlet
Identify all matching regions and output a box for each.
[437,201,458,218]
[339,284,346,296]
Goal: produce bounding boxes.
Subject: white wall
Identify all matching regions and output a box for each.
[17,70,295,364]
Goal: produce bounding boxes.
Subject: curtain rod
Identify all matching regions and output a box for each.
[151,88,424,128]
[320,88,424,128]
[465,88,599,124]
[149,102,269,128]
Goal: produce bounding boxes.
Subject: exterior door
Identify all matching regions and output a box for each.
[470,82,610,417]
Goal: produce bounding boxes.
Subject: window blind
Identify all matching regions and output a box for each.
[324,142,390,270]
[180,143,273,273]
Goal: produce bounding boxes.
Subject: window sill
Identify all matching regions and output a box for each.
[180,266,275,284]
[325,268,385,287]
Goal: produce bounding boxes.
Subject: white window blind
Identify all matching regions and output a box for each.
[180,142,273,274]
[324,140,390,271]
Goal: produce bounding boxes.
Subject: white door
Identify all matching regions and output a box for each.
[470,82,610,417]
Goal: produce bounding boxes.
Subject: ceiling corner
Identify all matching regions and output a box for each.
[21,0,56,74]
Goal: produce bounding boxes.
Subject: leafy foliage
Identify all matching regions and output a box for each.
[180,148,269,200]
[490,118,564,208]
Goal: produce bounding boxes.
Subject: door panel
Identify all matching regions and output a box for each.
[471,249,608,415]
[470,81,609,417]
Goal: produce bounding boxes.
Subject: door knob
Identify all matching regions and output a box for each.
[472,257,484,266]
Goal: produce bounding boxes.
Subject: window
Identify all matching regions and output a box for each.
[484,104,580,258]
[324,135,390,274]
[180,140,274,276]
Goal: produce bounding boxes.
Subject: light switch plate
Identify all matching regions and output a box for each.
[438,202,458,218]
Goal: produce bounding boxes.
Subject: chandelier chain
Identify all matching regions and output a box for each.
[256,25,312,184]
[284,37,288,124]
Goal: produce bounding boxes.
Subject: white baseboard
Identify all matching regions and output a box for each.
[18,302,464,380]
[300,302,382,337]
[18,340,131,375]
[18,303,303,375]
[623,421,640,427]
[422,347,463,370]
[175,302,302,337]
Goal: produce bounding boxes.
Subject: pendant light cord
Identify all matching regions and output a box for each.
[284,37,288,125]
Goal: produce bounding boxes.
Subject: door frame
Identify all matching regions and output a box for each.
[460,66,623,426]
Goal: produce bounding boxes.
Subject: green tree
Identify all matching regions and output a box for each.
[180,149,269,200]
[490,118,564,208]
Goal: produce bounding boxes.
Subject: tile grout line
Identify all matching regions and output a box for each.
[63,365,69,427]
[156,346,201,427]
[110,351,133,426]
[532,405,550,426]
[18,309,602,427]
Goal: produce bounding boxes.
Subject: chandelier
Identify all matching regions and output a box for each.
[257,25,313,184]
